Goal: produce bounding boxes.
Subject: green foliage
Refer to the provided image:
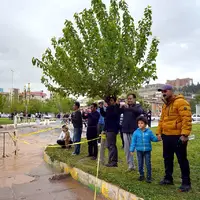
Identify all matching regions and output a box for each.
[32,0,159,99]
[27,99,42,113]
[195,94,200,104]
[190,94,200,113]
[190,100,196,113]
[86,96,102,106]
[0,118,13,125]
[0,94,6,112]
[0,94,74,114]
[175,83,200,96]
[44,94,74,113]
[138,98,151,111]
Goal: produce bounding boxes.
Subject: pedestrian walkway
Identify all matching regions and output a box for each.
[0,125,105,200]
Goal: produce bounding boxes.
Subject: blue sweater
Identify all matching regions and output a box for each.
[130,128,158,152]
[97,108,105,125]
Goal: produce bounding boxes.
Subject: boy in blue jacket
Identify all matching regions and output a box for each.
[130,116,160,183]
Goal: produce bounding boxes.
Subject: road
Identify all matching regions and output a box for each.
[0,124,105,200]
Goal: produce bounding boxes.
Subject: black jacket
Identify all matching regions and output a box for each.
[100,104,120,134]
[121,104,144,133]
[83,111,100,127]
[71,110,83,128]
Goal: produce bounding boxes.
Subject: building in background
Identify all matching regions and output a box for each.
[29,91,47,101]
[138,83,165,99]
[137,84,165,116]
[166,78,193,88]
[0,88,3,93]
[9,88,20,101]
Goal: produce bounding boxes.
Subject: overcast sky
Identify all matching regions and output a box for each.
[1,0,200,94]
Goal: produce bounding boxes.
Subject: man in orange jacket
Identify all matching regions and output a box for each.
[156,84,192,192]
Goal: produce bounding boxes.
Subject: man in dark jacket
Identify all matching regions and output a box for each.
[146,110,152,128]
[100,96,120,167]
[83,103,100,160]
[120,93,144,171]
[71,101,82,155]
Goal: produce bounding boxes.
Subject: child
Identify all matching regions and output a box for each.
[57,125,72,149]
[130,116,160,183]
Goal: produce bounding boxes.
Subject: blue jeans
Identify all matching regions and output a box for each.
[73,128,82,155]
[137,151,151,178]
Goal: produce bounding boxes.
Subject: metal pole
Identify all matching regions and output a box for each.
[11,70,14,90]
[10,69,14,105]
[13,130,18,156]
[3,132,5,158]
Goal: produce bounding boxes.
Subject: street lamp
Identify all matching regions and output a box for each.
[10,69,14,105]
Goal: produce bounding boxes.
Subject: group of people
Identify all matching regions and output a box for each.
[57,84,192,192]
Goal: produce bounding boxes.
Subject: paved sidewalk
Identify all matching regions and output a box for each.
[0,125,105,200]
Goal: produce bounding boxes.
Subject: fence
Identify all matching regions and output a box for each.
[0,116,18,158]
[0,130,18,158]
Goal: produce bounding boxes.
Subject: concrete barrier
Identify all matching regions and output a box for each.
[43,150,143,200]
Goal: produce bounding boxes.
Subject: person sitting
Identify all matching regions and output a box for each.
[57,125,72,149]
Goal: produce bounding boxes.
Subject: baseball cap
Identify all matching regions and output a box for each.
[158,84,173,92]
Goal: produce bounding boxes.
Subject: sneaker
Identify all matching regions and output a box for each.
[126,167,136,172]
[159,178,174,185]
[146,177,152,183]
[71,152,77,156]
[178,184,191,192]
[105,163,118,167]
[138,176,145,181]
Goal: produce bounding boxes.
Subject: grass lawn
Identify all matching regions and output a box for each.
[46,124,200,200]
[0,118,13,125]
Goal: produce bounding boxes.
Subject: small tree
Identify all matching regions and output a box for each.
[0,94,6,112]
[32,0,159,99]
[27,99,43,113]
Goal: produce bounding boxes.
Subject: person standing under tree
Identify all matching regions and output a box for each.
[156,84,192,192]
[120,93,144,171]
[71,101,82,155]
[146,110,152,128]
[97,101,105,144]
[83,103,100,160]
[100,96,120,167]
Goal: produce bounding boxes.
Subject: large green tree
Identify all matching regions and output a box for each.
[42,94,74,114]
[32,0,159,99]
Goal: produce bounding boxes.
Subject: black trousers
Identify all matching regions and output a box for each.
[87,127,98,158]
[148,120,151,127]
[57,140,65,148]
[106,132,118,165]
[57,139,72,148]
[162,134,191,185]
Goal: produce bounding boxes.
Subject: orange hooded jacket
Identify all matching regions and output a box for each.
[156,95,192,136]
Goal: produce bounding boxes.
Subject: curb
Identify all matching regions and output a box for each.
[43,150,143,200]
[0,121,57,129]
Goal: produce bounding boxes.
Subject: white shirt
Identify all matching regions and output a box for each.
[58,131,65,140]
